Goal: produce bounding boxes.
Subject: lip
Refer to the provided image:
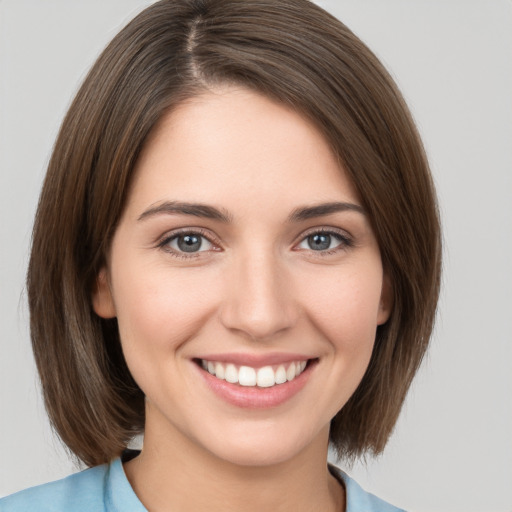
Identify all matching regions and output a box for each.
[193,355,318,409]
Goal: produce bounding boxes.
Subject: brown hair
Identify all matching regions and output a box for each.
[27,0,441,467]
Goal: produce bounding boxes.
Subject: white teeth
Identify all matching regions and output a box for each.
[256,366,275,388]
[225,363,238,383]
[275,365,287,384]
[200,359,309,388]
[239,366,257,386]
[215,362,225,380]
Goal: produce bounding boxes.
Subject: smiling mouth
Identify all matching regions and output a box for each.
[196,359,314,388]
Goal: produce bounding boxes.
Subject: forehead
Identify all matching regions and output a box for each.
[127,86,360,215]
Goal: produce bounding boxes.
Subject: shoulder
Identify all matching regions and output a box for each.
[0,464,110,512]
[329,465,407,512]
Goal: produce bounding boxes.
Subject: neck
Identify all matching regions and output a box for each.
[123,414,344,512]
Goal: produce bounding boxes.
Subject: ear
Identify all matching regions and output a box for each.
[92,267,116,319]
[377,273,393,325]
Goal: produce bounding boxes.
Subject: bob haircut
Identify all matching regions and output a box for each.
[27,0,441,467]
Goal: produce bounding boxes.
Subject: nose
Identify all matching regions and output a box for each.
[219,251,298,341]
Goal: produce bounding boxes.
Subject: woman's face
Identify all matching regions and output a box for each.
[93,86,391,467]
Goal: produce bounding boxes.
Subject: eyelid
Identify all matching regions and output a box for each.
[154,225,353,259]
[156,227,222,257]
[293,226,354,252]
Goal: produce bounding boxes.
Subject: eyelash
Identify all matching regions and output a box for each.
[156,228,220,260]
[156,227,353,259]
[295,228,354,256]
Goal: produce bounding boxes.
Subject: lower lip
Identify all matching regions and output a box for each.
[195,360,316,409]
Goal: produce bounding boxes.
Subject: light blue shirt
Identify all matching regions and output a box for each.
[0,458,405,511]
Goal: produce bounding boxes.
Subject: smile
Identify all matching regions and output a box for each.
[199,359,308,388]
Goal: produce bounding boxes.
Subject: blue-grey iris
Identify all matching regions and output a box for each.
[177,234,202,252]
[308,233,331,251]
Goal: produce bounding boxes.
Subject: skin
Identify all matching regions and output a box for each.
[93,86,392,512]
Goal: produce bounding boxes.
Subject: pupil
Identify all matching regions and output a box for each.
[178,234,202,252]
[308,233,330,251]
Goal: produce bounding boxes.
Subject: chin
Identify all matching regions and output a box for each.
[213,442,304,468]
[199,422,327,468]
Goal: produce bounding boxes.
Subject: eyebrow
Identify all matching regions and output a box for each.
[287,201,365,222]
[137,200,364,223]
[138,201,232,222]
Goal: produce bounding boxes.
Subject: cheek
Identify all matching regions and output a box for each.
[299,264,384,414]
[110,261,222,367]
[299,264,383,354]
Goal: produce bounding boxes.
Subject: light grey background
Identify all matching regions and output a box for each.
[1,1,511,511]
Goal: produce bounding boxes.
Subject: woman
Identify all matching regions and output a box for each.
[1,0,441,510]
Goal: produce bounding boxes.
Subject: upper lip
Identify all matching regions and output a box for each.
[194,352,314,367]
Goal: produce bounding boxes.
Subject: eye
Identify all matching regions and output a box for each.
[296,230,352,253]
[159,230,215,255]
